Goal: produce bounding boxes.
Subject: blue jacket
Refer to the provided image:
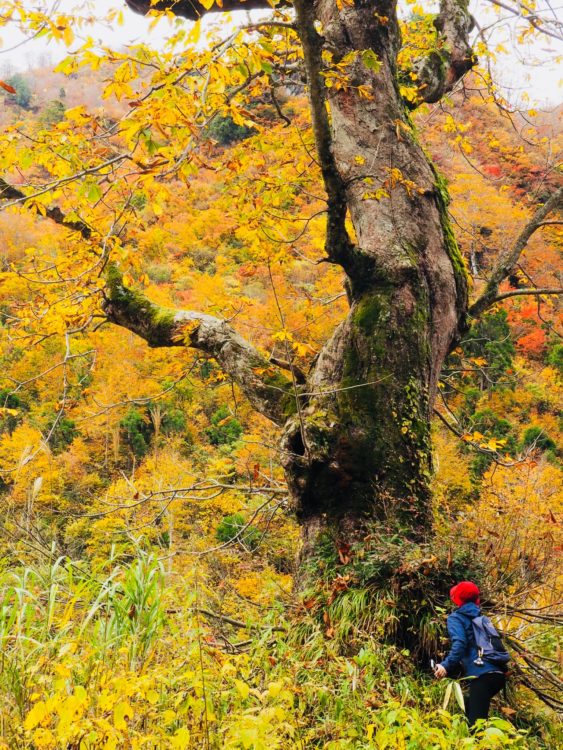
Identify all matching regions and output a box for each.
[440,602,502,678]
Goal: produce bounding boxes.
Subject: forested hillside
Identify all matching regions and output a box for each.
[0,1,561,747]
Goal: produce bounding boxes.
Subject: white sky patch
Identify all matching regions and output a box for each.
[0,0,560,106]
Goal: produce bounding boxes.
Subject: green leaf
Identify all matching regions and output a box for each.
[361,49,381,73]
[87,182,102,203]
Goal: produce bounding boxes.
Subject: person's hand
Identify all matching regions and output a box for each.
[434,664,447,679]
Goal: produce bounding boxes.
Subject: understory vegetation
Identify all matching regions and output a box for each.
[1,545,560,749]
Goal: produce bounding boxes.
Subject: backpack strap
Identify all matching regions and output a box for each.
[454,610,477,645]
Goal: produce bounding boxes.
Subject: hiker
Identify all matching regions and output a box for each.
[433,581,508,727]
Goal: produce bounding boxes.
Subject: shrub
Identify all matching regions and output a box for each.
[216,513,261,551]
[460,310,515,384]
[546,342,563,373]
[207,114,257,145]
[5,73,32,108]
[520,426,556,453]
[39,99,65,126]
[206,405,243,446]
[120,408,153,459]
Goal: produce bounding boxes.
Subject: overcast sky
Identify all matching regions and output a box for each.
[1,0,560,107]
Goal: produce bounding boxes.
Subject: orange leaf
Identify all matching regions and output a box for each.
[0,80,16,94]
[337,542,352,564]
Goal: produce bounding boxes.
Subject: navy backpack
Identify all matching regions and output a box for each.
[471,615,511,668]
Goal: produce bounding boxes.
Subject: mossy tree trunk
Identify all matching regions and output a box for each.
[118,0,475,554]
[282,1,470,550]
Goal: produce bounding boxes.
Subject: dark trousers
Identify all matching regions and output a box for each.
[466,672,506,727]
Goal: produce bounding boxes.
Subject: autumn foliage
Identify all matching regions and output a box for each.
[0,1,561,748]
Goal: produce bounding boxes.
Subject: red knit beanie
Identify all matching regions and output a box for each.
[450,581,481,606]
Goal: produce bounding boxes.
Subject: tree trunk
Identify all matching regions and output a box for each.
[119,0,474,558]
[282,1,468,551]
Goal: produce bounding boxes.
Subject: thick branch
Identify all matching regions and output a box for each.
[103,267,294,425]
[1,179,294,424]
[413,0,475,104]
[293,0,354,268]
[0,177,92,239]
[469,187,563,318]
[125,0,289,20]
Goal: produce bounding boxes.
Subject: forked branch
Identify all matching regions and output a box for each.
[103,267,294,425]
[469,187,563,318]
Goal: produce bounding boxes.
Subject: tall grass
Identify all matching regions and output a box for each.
[0,550,164,736]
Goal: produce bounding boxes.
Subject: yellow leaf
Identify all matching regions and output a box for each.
[24,701,49,731]
[0,407,18,416]
[32,729,56,749]
[113,700,133,731]
[267,681,283,699]
[170,728,191,749]
[63,25,74,46]
[234,679,250,700]
[272,329,294,343]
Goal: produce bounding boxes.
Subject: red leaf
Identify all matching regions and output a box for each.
[0,80,16,94]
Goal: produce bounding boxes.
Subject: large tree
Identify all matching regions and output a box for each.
[1,0,561,563]
[107,0,561,550]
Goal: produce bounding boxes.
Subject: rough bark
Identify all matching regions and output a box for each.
[414,0,475,104]
[279,0,469,547]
